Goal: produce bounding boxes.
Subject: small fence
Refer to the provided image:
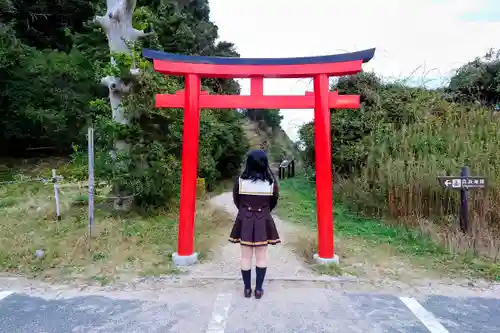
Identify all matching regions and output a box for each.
[0,169,109,220]
[278,159,295,180]
[1,168,208,221]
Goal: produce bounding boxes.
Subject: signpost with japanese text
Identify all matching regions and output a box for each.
[437,166,487,233]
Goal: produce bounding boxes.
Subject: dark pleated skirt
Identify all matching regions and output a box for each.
[229,213,280,247]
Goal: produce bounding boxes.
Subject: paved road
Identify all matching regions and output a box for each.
[0,285,499,333]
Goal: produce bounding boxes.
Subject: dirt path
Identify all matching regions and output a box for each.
[188,192,315,278]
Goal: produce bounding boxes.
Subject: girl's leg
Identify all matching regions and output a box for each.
[240,245,254,294]
[254,246,268,295]
[240,244,253,270]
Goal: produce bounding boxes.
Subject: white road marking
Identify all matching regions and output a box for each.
[400,297,450,333]
[0,291,13,300]
[206,293,232,333]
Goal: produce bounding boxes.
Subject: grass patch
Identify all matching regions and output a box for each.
[286,234,345,276]
[0,160,233,285]
[276,176,500,281]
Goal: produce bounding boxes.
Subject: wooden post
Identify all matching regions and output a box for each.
[437,169,487,234]
[52,169,61,221]
[460,166,470,233]
[88,126,95,244]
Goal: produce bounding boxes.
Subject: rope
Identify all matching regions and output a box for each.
[58,182,142,200]
[93,191,141,200]
[0,177,141,200]
[0,176,62,185]
[1,161,149,205]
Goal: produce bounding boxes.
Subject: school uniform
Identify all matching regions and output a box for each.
[229,177,280,246]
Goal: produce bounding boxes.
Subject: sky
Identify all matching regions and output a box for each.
[208,0,500,141]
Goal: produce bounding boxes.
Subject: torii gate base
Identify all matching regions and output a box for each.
[143,48,375,266]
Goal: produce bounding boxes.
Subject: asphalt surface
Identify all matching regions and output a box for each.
[0,286,499,333]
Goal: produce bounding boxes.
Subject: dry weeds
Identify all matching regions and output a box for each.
[288,230,440,281]
[0,160,233,285]
[277,177,500,281]
[334,103,500,263]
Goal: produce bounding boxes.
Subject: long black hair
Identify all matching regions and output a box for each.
[240,149,275,184]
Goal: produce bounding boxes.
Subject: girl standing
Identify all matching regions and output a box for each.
[229,149,280,299]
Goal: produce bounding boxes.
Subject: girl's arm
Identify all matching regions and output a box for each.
[233,177,240,208]
[270,181,279,211]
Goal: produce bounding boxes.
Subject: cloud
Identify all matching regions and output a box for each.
[208,0,500,140]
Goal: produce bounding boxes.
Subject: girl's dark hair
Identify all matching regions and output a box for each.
[240,149,275,184]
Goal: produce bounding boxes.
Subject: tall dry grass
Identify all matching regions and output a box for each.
[0,159,234,283]
[337,94,500,260]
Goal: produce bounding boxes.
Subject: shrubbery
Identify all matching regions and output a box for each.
[243,109,283,129]
[0,0,249,211]
[0,24,99,156]
[89,55,248,209]
[299,61,500,255]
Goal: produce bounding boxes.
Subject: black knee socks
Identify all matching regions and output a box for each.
[255,266,267,291]
[241,269,251,290]
[242,267,267,290]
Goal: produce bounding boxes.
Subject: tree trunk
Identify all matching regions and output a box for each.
[94,0,152,210]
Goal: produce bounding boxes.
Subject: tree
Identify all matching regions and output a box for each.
[4,0,99,52]
[0,0,249,211]
[298,71,426,174]
[0,22,99,156]
[243,109,283,128]
[448,49,500,106]
[91,0,154,210]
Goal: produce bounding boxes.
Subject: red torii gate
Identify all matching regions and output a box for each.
[143,48,375,266]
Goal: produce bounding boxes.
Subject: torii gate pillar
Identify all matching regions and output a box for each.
[143,47,375,266]
[313,73,336,262]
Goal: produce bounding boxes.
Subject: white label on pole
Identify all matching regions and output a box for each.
[88,127,95,234]
[52,169,61,219]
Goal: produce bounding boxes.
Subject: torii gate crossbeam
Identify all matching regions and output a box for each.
[143,47,375,266]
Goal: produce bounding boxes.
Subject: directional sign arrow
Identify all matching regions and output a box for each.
[437,176,487,190]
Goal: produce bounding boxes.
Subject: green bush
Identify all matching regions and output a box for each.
[243,109,283,129]
[0,0,249,211]
[0,25,98,156]
[299,71,500,257]
[89,56,248,210]
[447,49,500,106]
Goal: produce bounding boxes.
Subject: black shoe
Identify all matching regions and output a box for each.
[244,288,252,298]
[254,289,264,299]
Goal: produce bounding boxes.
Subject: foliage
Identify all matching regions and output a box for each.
[447,48,500,106]
[242,108,283,129]
[0,0,249,210]
[299,72,383,173]
[0,24,99,156]
[89,54,248,209]
[298,70,500,259]
[276,177,500,281]
[3,0,99,52]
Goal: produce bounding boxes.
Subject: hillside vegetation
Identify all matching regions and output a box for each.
[1,0,250,207]
[0,0,301,281]
[3,0,497,282]
[298,51,500,261]
[0,0,291,281]
[242,119,297,164]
